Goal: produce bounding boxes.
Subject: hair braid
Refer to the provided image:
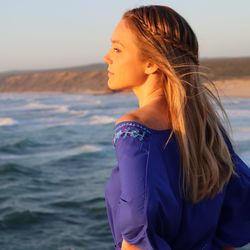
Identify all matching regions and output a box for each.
[134,15,199,65]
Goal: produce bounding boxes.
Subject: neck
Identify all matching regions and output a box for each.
[132,73,167,109]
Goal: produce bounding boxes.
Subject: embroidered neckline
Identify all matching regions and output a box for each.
[114,121,172,133]
[112,121,152,145]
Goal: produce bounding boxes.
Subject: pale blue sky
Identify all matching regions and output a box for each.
[1,0,249,72]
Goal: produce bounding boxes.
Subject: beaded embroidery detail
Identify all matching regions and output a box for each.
[112,122,152,146]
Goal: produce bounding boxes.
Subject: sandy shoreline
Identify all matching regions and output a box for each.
[117,78,250,98]
[211,78,250,98]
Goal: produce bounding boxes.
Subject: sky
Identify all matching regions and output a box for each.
[0,0,250,72]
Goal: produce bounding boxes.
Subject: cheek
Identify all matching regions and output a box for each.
[125,65,146,83]
[109,55,147,87]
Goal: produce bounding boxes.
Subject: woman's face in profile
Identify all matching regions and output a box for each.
[103,19,147,90]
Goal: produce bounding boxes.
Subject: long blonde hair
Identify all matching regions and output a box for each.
[123,5,236,204]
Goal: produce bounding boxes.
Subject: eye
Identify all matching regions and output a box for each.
[113,48,121,53]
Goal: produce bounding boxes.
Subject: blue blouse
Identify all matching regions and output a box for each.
[104,121,250,250]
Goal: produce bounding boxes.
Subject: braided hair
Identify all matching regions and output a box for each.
[123,5,199,65]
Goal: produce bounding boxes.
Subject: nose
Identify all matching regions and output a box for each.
[103,51,112,65]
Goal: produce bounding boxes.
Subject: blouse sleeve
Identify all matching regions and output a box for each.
[113,124,171,250]
[213,145,250,248]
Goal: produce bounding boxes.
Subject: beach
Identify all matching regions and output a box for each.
[117,78,250,99]
[212,78,250,98]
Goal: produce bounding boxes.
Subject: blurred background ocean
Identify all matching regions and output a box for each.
[0,93,249,250]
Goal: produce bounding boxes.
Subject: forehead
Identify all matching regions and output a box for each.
[111,19,136,47]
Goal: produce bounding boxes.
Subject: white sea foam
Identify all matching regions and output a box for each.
[226,109,250,117]
[232,127,250,141]
[88,115,116,125]
[23,102,68,111]
[1,144,102,162]
[21,102,87,117]
[2,144,102,165]
[221,98,241,104]
[23,102,51,110]
[36,118,76,127]
[237,151,250,166]
[52,106,87,116]
[79,144,103,153]
[237,127,250,133]
[54,106,69,113]
[41,144,102,157]
[60,94,101,102]
[0,117,18,126]
[69,110,87,116]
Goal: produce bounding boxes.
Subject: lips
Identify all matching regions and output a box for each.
[108,70,114,75]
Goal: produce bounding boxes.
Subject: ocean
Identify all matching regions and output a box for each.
[0,93,249,250]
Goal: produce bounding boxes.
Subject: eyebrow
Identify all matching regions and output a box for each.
[111,39,125,48]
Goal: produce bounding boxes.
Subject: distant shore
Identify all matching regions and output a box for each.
[0,58,250,98]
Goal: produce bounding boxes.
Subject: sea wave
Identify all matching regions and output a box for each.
[21,102,87,117]
[22,102,60,110]
[233,128,250,142]
[0,117,18,126]
[0,162,24,175]
[38,144,103,157]
[0,209,56,228]
[0,144,103,163]
[0,162,40,177]
[0,138,43,154]
[88,115,116,125]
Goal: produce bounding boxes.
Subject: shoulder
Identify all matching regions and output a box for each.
[115,109,172,131]
[113,113,153,146]
[115,112,140,126]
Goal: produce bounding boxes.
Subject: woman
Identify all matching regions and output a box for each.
[103,5,250,250]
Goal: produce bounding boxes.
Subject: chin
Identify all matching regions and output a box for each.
[107,81,117,90]
[108,78,134,90]
[108,81,124,90]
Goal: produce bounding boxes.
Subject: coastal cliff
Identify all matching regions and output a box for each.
[0,64,114,94]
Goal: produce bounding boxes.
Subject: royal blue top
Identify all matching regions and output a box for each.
[104,121,250,250]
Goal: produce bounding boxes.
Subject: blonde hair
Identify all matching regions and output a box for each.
[123,5,236,204]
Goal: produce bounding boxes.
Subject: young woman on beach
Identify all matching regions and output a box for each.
[103,5,250,250]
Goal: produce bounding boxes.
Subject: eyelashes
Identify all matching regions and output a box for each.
[113,48,121,53]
